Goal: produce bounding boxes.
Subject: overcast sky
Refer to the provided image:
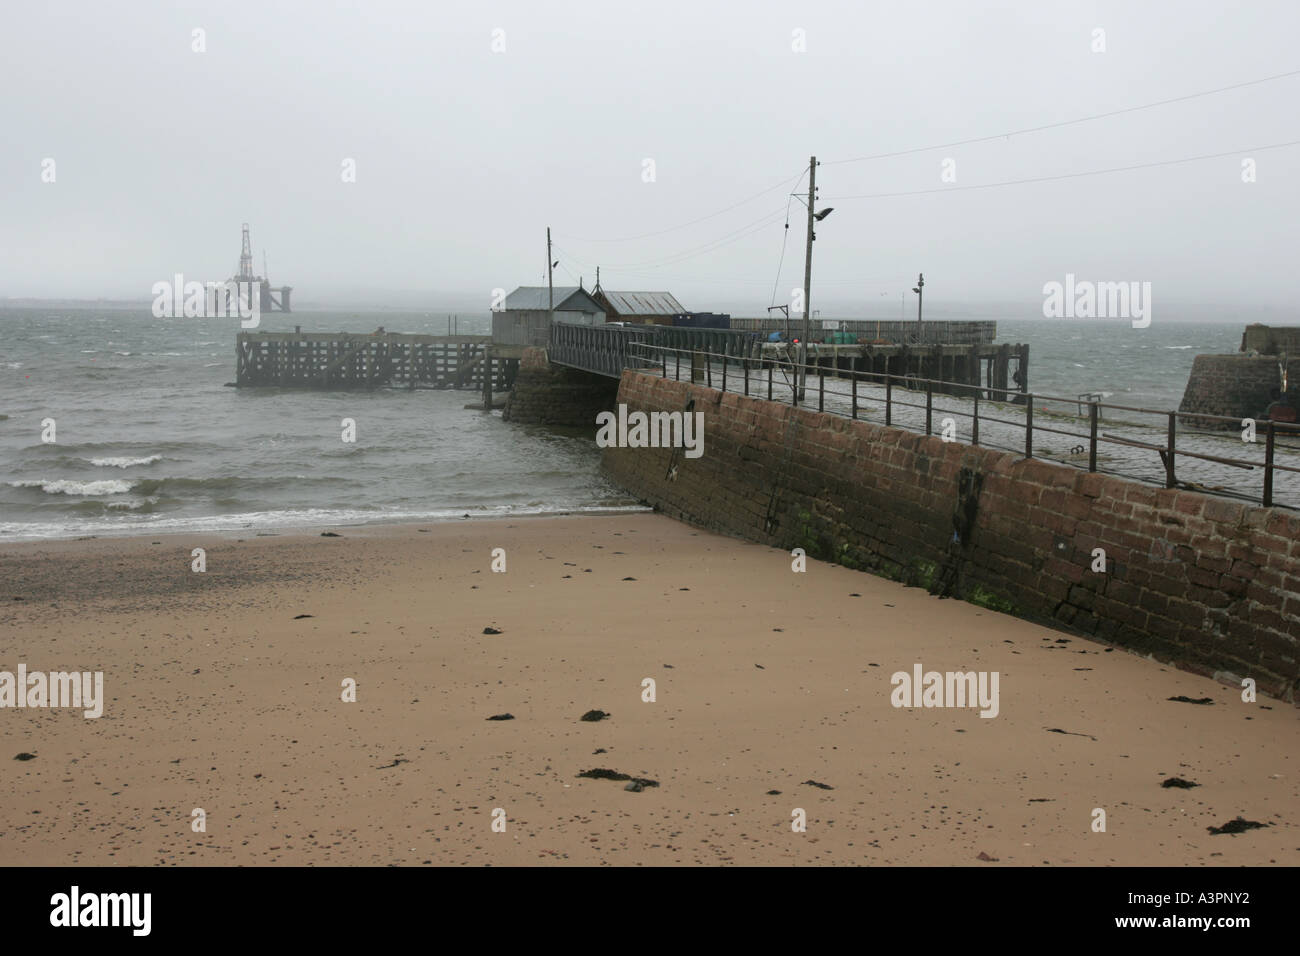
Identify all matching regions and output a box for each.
[3,0,1298,317]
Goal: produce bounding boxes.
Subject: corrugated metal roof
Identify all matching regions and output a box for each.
[599,290,686,316]
[504,286,600,312]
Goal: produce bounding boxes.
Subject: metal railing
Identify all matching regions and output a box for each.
[549,322,661,378]
[548,322,759,377]
[626,342,1300,509]
[727,317,999,346]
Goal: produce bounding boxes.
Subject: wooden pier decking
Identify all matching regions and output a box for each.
[235,331,522,391]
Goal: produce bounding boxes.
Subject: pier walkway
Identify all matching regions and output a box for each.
[626,342,1300,510]
[547,322,1028,398]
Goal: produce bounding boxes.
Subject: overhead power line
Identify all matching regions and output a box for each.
[555,68,1298,254]
[769,166,808,308]
[563,141,1300,282]
[556,167,807,243]
[824,67,1300,166]
[557,208,789,271]
[553,70,1300,283]
[548,241,590,270]
[561,68,1300,248]
[825,140,1300,201]
[597,269,918,286]
[551,69,1299,272]
[616,210,790,270]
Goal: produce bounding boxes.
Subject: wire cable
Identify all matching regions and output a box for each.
[824,68,1300,166]
[554,69,1300,249]
[556,167,808,243]
[561,207,789,272]
[825,139,1300,201]
[769,165,808,309]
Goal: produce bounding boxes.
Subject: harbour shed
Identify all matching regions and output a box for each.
[492,285,606,346]
[591,284,686,325]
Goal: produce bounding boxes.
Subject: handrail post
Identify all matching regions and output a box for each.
[706,351,712,388]
[1088,402,1098,472]
[925,383,933,435]
[1165,411,1176,489]
[972,394,980,446]
[1264,420,1275,506]
[721,353,727,392]
[767,363,773,401]
[675,351,680,381]
[818,366,825,412]
[1025,394,1034,458]
[743,357,750,397]
[885,376,893,427]
[851,371,857,420]
[792,356,799,407]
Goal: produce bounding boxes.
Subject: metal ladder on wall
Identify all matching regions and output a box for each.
[763,362,805,537]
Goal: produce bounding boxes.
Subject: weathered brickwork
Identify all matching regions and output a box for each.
[602,371,1300,701]
[502,347,618,426]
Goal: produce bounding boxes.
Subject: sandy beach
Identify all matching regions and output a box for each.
[0,513,1295,866]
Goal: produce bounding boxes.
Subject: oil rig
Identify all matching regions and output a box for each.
[233,222,292,313]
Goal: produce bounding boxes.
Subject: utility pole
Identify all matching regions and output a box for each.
[800,155,817,399]
[547,227,554,325]
[914,272,925,341]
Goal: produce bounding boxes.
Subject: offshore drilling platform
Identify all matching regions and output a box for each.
[233,222,292,313]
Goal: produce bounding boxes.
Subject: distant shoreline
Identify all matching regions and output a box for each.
[1,300,1279,323]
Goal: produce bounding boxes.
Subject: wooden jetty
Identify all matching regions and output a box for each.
[235,330,523,394]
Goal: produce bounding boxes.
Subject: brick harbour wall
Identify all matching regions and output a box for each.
[601,370,1300,701]
[502,347,618,426]
[1177,354,1287,426]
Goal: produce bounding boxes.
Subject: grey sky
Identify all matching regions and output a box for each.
[3,0,1298,317]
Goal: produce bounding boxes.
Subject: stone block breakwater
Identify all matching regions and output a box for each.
[601,371,1300,702]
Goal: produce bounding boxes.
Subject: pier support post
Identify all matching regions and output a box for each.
[995,344,1010,400]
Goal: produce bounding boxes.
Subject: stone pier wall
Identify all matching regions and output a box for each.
[501,347,618,426]
[1241,324,1300,355]
[1177,355,1286,426]
[601,370,1300,701]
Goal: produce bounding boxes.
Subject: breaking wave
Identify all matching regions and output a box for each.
[10,479,136,496]
[88,455,163,468]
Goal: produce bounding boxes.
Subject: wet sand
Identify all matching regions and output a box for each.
[0,513,1296,866]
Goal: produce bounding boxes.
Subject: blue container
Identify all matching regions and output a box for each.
[672,312,731,329]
